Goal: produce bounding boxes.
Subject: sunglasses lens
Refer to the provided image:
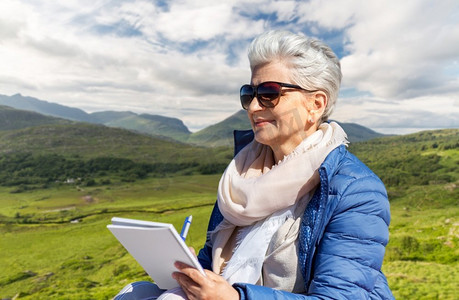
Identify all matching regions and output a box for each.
[239,82,282,109]
[257,82,281,108]
[240,85,254,109]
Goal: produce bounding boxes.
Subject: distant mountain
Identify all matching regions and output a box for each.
[92,112,191,142]
[0,105,72,130]
[0,94,191,141]
[0,93,385,146]
[90,111,137,123]
[0,93,93,122]
[334,121,386,142]
[188,110,251,147]
[188,110,385,147]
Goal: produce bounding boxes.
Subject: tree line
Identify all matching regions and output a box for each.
[0,152,228,190]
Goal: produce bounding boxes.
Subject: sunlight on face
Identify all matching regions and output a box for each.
[247,61,316,160]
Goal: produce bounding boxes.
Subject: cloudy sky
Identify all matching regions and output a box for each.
[0,0,458,134]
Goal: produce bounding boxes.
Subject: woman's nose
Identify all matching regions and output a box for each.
[247,96,264,112]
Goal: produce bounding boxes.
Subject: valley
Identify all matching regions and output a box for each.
[0,96,457,299]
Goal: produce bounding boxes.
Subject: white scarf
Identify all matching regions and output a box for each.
[213,122,348,284]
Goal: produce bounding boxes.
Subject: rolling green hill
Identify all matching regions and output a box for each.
[0,123,189,161]
[0,105,455,193]
[0,120,232,189]
[348,128,459,188]
[0,106,72,130]
[0,128,457,299]
[0,107,221,163]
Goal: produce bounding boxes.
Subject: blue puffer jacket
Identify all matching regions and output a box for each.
[197,130,394,299]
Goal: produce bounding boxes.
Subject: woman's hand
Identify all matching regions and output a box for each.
[172,261,239,300]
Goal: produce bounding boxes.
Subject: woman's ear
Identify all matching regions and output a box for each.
[308,91,328,123]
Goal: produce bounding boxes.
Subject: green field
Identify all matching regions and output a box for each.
[1,177,457,299]
[0,175,220,299]
[1,129,458,299]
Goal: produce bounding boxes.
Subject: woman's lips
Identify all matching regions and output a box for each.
[254,119,274,127]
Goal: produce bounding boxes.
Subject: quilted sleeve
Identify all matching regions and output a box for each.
[307,173,391,299]
[234,173,392,299]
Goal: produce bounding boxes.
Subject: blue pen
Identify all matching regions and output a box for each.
[180,215,192,241]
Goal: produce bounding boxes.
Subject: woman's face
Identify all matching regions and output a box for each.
[248,61,321,161]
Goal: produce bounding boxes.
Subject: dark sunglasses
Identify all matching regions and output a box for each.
[240,81,318,110]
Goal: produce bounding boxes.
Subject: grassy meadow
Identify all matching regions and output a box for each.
[0,128,458,299]
[0,175,221,299]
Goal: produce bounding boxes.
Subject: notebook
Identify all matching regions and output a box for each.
[107,217,205,289]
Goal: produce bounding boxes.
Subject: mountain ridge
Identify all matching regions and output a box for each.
[0,93,93,122]
[0,94,192,141]
[0,105,73,130]
[0,93,385,145]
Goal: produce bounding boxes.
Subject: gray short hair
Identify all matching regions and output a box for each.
[247,30,342,123]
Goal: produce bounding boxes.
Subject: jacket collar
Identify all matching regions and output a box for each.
[319,144,347,182]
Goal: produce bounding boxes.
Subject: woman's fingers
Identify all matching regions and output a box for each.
[172,268,203,300]
[173,261,239,299]
[174,261,207,285]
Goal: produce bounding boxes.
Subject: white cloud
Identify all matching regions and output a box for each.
[332,93,459,134]
[0,0,251,110]
[296,0,459,99]
[0,0,457,134]
[155,3,234,41]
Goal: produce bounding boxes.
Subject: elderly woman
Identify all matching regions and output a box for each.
[116,30,394,299]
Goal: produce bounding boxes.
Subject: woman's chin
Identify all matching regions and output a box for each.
[253,130,277,147]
